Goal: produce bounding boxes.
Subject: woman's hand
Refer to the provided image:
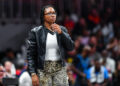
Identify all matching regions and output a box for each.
[51,23,62,34]
[31,74,39,86]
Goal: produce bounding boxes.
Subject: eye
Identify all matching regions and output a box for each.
[45,12,56,15]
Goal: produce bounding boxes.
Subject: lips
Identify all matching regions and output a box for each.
[51,18,56,21]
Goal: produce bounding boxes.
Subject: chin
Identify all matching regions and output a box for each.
[51,21,56,24]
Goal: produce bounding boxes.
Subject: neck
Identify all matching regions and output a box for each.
[44,22,53,30]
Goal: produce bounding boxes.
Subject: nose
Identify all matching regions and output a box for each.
[51,14,56,17]
[51,15,56,19]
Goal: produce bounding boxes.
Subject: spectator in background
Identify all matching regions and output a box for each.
[93,18,114,44]
[73,35,83,54]
[19,62,32,86]
[16,58,26,78]
[4,61,16,77]
[64,15,75,35]
[103,7,113,22]
[113,60,120,86]
[71,45,91,86]
[89,36,97,48]
[72,18,87,36]
[101,50,115,79]
[87,55,109,86]
[95,29,105,52]
[2,49,16,66]
[80,29,90,45]
[106,38,119,61]
[89,36,98,57]
[87,8,100,30]
[0,64,5,86]
[67,36,81,58]
[70,13,79,23]
[106,38,118,50]
[113,19,120,39]
[67,65,76,86]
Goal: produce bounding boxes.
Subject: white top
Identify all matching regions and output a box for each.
[100,57,115,78]
[45,33,61,61]
[11,64,16,76]
[89,66,105,83]
[19,71,32,86]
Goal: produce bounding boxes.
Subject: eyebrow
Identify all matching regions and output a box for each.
[44,11,56,15]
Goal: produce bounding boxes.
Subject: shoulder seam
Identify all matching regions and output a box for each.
[31,26,42,32]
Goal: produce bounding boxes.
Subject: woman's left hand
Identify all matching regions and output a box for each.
[51,23,62,34]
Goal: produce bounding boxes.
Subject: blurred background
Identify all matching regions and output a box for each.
[0,0,120,86]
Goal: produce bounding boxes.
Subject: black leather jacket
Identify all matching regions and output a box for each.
[27,25,74,75]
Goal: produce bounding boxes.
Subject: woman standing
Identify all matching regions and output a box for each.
[27,5,74,86]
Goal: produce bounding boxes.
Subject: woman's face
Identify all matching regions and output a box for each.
[44,7,56,24]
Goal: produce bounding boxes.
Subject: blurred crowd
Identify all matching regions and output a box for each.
[0,0,120,86]
[63,6,120,86]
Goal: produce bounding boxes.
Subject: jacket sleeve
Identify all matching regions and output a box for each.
[59,26,75,51]
[26,29,37,75]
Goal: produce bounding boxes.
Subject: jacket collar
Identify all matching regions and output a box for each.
[43,25,55,35]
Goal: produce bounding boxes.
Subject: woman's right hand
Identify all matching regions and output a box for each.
[31,74,39,86]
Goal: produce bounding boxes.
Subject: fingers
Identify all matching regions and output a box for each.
[32,80,39,86]
[51,24,59,29]
[36,79,40,86]
[51,23,62,34]
[37,81,39,86]
[32,75,40,86]
[51,24,60,31]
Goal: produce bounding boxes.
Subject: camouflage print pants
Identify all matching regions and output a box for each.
[37,61,69,86]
